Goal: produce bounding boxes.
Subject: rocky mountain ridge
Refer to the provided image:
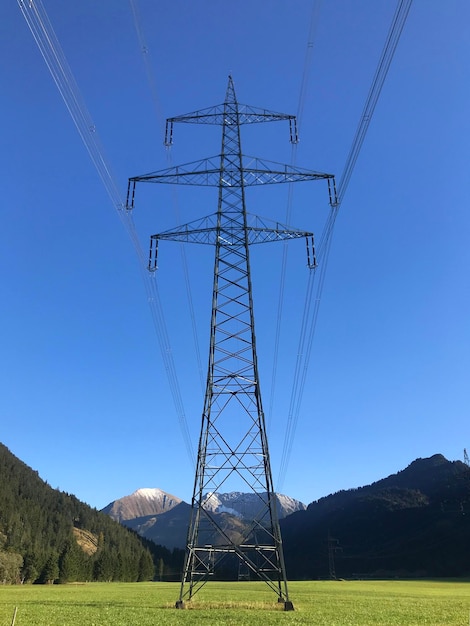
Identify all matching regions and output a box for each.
[101,487,182,523]
[103,489,305,523]
[200,491,306,519]
[102,489,306,550]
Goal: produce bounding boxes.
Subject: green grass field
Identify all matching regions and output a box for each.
[1,580,469,626]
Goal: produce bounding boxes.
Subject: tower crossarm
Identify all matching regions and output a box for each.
[167,103,295,126]
[127,156,334,205]
[164,102,300,145]
[148,213,315,270]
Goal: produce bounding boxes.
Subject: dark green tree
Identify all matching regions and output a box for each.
[138,551,155,582]
[40,552,59,584]
[59,539,83,583]
[21,551,39,583]
[93,550,114,582]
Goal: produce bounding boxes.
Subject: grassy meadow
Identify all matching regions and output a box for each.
[0,580,469,626]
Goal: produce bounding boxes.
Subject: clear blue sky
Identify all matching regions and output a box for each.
[1,1,469,510]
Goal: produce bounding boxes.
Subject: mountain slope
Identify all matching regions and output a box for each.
[0,443,181,583]
[281,454,470,579]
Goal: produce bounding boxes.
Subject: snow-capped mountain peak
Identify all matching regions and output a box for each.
[102,487,182,523]
[133,488,167,500]
[200,491,306,519]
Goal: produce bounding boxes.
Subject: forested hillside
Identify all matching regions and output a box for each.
[282,455,470,579]
[0,443,182,584]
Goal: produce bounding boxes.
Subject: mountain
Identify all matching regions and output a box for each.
[102,488,182,523]
[102,490,306,550]
[0,443,183,584]
[281,454,470,579]
[201,491,306,519]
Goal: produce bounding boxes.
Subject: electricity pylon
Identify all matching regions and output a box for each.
[127,76,336,610]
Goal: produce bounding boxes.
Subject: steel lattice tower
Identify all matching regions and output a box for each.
[127,77,335,610]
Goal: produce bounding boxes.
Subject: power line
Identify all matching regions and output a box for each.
[337,0,413,203]
[277,0,413,490]
[267,0,322,430]
[129,0,206,396]
[128,0,165,139]
[17,0,195,466]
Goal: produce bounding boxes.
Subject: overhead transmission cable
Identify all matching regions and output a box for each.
[277,0,413,490]
[128,0,164,137]
[267,0,322,430]
[17,0,195,465]
[129,0,206,396]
